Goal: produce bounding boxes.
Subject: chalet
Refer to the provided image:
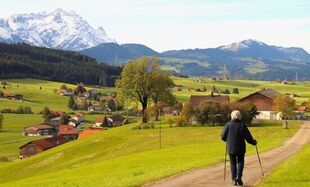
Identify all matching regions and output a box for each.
[19,136,68,158]
[238,89,282,120]
[49,116,61,128]
[88,105,101,112]
[59,88,73,96]
[94,115,129,127]
[4,93,23,100]
[58,125,79,141]
[162,106,178,116]
[95,117,105,127]
[24,124,56,136]
[173,85,183,91]
[295,106,307,120]
[109,115,128,126]
[78,128,102,139]
[189,95,230,108]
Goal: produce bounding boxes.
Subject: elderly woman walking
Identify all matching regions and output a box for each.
[221,110,257,186]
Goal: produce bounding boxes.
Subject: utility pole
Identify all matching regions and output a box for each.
[159,109,162,149]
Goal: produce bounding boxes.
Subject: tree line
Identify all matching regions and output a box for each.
[0,43,121,86]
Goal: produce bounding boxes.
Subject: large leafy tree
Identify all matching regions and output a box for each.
[273,95,296,128]
[116,57,174,123]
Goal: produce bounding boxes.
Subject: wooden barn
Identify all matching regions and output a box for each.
[19,136,68,158]
[238,89,282,120]
[24,123,56,136]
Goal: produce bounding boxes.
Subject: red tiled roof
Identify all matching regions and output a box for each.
[19,136,68,150]
[95,117,104,123]
[298,106,307,111]
[58,125,78,135]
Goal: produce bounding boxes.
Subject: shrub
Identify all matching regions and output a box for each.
[175,116,188,126]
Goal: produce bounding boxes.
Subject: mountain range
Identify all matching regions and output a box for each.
[1,9,310,80]
[0,9,115,50]
[81,39,310,80]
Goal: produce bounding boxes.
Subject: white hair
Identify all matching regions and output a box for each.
[231,110,242,120]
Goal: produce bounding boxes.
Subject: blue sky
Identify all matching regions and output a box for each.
[1,0,310,52]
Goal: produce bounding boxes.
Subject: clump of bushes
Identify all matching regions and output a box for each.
[177,101,258,126]
[0,106,33,114]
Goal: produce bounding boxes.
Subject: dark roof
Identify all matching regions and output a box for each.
[58,125,78,135]
[109,115,125,123]
[24,123,54,130]
[19,136,68,150]
[238,89,282,102]
[189,95,230,107]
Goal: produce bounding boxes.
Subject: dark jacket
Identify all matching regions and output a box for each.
[221,119,256,155]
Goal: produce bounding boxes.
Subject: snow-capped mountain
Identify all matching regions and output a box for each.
[0,9,115,50]
[218,39,310,61]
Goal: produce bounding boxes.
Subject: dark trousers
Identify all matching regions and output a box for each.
[229,154,245,180]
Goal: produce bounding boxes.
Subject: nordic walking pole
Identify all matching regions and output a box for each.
[255,145,264,176]
[224,144,227,181]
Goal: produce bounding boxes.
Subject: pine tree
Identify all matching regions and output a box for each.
[68,95,75,110]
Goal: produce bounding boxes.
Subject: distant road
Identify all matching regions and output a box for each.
[144,121,310,187]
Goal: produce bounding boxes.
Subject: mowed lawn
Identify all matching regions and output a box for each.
[171,77,310,103]
[258,144,310,187]
[0,120,299,187]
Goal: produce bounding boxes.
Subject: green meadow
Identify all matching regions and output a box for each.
[258,144,310,187]
[0,78,308,186]
[0,120,299,187]
[171,76,310,103]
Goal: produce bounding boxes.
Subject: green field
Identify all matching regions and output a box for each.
[0,78,116,113]
[0,78,308,186]
[0,120,299,186]
[258,144,310,187]
[171,77,310,103]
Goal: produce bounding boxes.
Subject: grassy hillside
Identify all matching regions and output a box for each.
[0,78,116,113]
[0,120,299,186]
[171,76,310,103]
[258,144,310,187]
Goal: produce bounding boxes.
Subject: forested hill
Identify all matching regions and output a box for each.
[0,43,121,86]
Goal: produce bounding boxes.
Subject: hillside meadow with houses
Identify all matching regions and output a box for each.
[0,59,309,186]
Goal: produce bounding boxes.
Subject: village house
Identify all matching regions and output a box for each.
[24,123,56,136]
[19,136,68,158]
[189,94,230,108]
[88,105,101,112]
[94,115,129,127]
[59,88,73,96]
[58,125,79,141]
[3,93,23,100]
[173,85,183,91]
[68,114,84,127]
[238,89,282,120]
[295,106,307,120]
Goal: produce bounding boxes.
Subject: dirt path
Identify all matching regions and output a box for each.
[144,121,310,187]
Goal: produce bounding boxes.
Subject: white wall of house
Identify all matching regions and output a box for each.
[256,111,282,120]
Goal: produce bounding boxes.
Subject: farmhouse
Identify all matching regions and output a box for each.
[238,89,282,120]
[58,125,79,141]
[19,136,68,158]
[94,115,129,127]
[3,93,23,100]
[24,123,56,136]
[59,88,73,96]
[69,113,84,127]
[189,95,230,108]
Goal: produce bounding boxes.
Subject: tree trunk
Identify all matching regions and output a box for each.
[154,103,159,121]
[282,119,288,129]
[141,101,148,123]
